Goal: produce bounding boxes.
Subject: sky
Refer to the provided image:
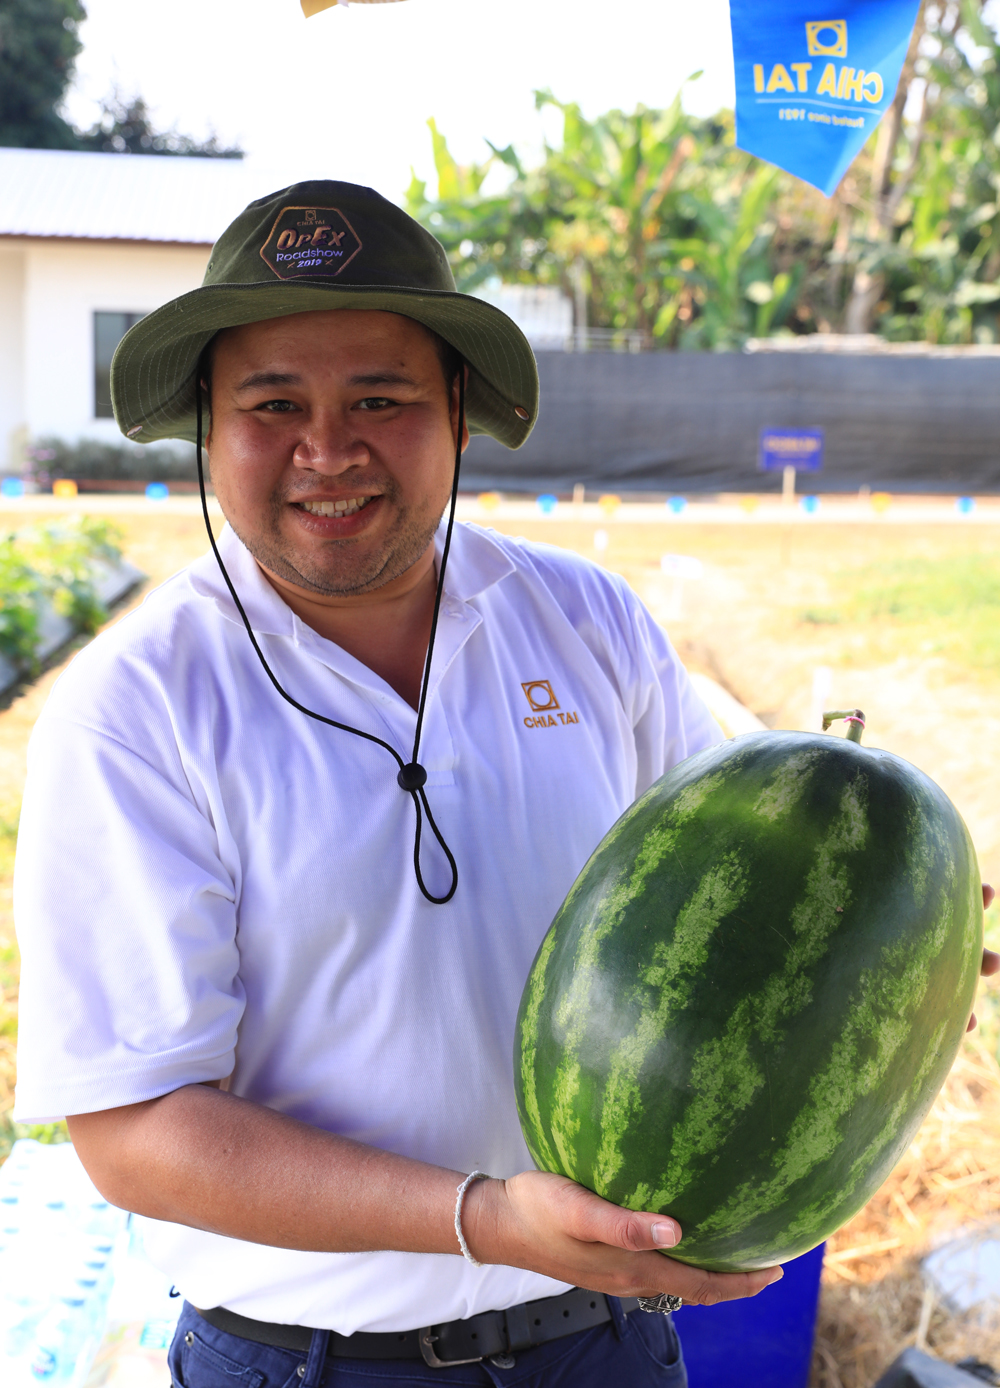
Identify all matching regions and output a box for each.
[61,0,737,205]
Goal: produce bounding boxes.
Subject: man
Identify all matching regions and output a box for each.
[12,182,995,1388]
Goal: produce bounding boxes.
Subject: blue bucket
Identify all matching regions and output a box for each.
[672,1243,824,1388]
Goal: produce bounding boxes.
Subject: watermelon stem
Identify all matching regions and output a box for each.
[822,708,866,743]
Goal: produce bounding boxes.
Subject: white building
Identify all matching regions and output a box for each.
[0,149,258,472]
[474,283,573,352]
[0,151,587,475]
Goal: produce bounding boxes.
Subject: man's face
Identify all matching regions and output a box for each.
[206,309,465,596]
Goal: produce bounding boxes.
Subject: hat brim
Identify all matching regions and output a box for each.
[111,281,539,450]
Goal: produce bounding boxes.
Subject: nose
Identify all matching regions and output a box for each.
[291,407,369,476]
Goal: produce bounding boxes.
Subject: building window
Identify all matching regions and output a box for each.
[94,312,144,418]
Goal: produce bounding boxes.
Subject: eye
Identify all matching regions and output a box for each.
[257,399,297,413]
[355,396,397,411]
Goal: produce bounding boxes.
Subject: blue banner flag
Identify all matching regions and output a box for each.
[730,1,921,196]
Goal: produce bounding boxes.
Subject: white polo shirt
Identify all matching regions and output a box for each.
[13,521,721,1335]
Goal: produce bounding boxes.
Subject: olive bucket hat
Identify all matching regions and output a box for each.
[110,179,539,449]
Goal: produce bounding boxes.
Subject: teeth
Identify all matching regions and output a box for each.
[299,497,372,518]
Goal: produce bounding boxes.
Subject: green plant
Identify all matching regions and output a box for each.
[844,553,1000,671]
[0,517,126,671]
[409,2,1000,348]
[408,91,826,348]
[0,543,42,669]
[21,518,124,636]
[29,437,197,485]
[0,1118,70,1168]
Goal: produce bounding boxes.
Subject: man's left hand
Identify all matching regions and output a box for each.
[969,883,998,1033]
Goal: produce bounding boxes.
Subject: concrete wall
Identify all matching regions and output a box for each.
[0,238,210,470]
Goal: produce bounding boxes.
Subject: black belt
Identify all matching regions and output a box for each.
[196,1287,641,1368]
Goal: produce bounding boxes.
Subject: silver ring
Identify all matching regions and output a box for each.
[637,1293,683,1315]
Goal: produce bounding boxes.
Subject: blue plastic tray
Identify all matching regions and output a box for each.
[672,1243,825,1388]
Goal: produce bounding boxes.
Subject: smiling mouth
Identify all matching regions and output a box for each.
[296,497,374,518]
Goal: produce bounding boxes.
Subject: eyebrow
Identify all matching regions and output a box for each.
[234,371,302,393]
[232,369,418,393]
[347,371,417,388]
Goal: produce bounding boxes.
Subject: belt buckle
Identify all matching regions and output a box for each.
[417,1328,484,1369]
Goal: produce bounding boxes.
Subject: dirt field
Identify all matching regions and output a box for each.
[494,511,1000,888]
[0,497,997,1386]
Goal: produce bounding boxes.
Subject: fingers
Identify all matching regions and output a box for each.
[546,1183,783,1305]
[600,1208,681,1252]
[557,1182,682,1251]
[490,1173,787,1306]
[959,888,994,1033]
[663,1263,783,1307]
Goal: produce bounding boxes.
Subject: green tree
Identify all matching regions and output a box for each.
[656,161,801,349]
[0,1,242,159]
[411,4,1000,348]
[76,91,243,158]
[407,92,807,349]
[831,0,1000,342]
[0,0,85,150]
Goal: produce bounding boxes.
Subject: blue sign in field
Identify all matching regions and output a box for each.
[759,427,825,472]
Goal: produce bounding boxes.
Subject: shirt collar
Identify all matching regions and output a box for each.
[187,519,515,634]
[433,520,514,602]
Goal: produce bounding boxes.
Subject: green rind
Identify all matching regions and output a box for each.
[513,732,983,1271]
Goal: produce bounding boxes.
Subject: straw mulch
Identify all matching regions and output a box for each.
[809,1035,1000,1388]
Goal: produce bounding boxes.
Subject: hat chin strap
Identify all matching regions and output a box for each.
[194,366,463,906]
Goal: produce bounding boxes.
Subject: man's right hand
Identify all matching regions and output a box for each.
[463,1169,783,1306]
[69,1085,780,1305]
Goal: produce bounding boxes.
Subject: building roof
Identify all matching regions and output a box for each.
[0,148,260,245]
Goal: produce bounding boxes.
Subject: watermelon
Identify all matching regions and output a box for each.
[514,725,982,1271]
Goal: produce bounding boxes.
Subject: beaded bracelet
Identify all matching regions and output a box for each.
[454,1170,491,1267]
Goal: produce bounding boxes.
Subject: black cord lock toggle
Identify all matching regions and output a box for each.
[397,762,428,792]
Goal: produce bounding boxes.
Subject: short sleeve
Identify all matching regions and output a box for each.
[620,597,725,794]
[13,709,242,1123]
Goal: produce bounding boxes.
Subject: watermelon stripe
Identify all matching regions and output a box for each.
[905,804,934,909]
[724,1016,951,1266]
[594,853,749,1193]
[643,779,869,1209]
[688,860,959,1246]
[772,1015,949,1259]
[547,772,727,1178]
[516,930,559,1173]
[750,748,822,822]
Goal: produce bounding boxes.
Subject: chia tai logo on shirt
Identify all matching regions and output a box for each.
[259,206,363,280]
[521,680,580,729]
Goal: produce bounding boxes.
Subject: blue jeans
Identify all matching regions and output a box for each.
[168,1298,687,1388]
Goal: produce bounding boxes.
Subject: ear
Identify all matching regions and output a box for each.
[199,379,212,450]
[451,366,471,454]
